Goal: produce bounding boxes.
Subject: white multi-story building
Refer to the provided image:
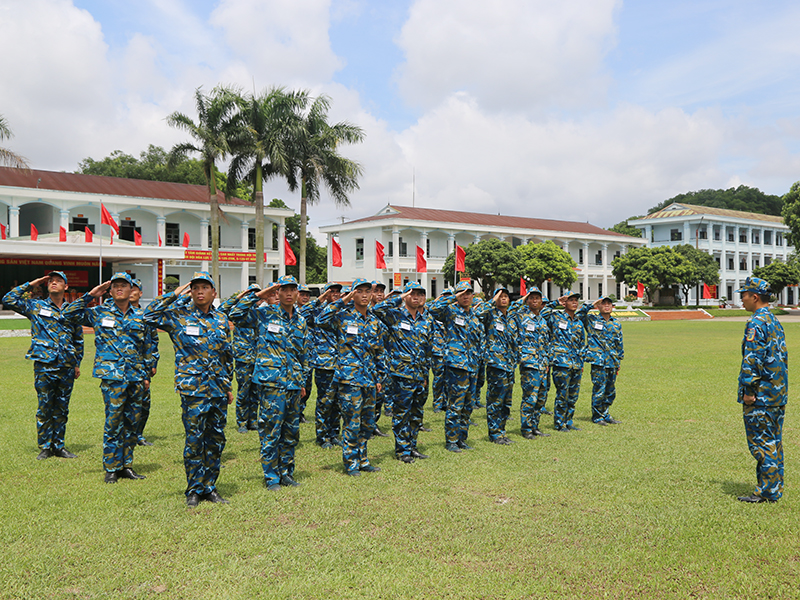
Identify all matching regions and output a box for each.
[320,205,645,299]
[0,167,294,302]
[629,203,795,304]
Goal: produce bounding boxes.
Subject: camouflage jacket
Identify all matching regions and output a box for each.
[427,295,484,373]
[474,301,519,373]
[144,292,233,398]
[542,301,591,369]
[372,295,433,382]
[229,294,309,390]
[64,294,149,382]
[317,299,383,387]
[219,295,257,363]
[739,307,788,407]
[111,298,160,372]
[581,311,624,369]
[509,298,551,371]
[298,299,337,371]
[2,282,84,369]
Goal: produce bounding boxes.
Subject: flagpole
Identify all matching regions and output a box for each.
[99,203,103,284]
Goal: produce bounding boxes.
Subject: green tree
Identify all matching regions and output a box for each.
[285,94,365,284]
[611,246,690,303]
[0,115,29,169]
[166,86,244,288]
[673,244,720,305]
[517,240,578,289]
[268,198,327,283]
[608,219,643,237]
[780,181,800,247]
[752,260,800,299]
[648,185,783,216]
[463,239,524,293]
[227,87,305,284]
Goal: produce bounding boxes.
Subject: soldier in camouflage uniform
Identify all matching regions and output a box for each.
[735,277,788,503]
[65,273,151,483]
[297,284,313,423]
[144,272,233,507]
[428,281,484,452]
[130,279,159,446]
[475,287,519,444]
[581,295,624,426]
[229,275,308,491]
[219,286,260,433]
[317,278,383,475]
[509,287,551,439]
[370,281,390,437]
[542,292,591,432]
[3,272,84,459]
[372,282,434,463]
[430,290,449,413]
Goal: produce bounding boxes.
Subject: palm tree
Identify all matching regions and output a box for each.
[166,86,242,287]
[227,87,307,285]
[285,94,365,284]
[0,115,30,169]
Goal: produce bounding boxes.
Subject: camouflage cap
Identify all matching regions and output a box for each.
[404,281,425,293]
[277,274,299,288]
[736,276,771,295]
[132,278,143,290]
[351,277,372,290]
[190,271,215,288]
[47,271,68,285]
[323,282,343,293]
[298,284,311,293]
[454,281,473,293]
[110,272,133,286]
[525,286,543,297]
[564,290,581,299]
[371,280,386,289]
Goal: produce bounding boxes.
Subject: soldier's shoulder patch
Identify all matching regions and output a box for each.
[746,328,756,342]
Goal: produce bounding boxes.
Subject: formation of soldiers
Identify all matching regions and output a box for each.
[4,270,625,508]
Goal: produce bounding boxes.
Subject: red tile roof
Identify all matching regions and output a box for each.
[0,167,250,206]
[637,202,783,223]
[348,205,634,238]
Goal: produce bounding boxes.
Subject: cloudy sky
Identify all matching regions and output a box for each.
[2,0,800,238]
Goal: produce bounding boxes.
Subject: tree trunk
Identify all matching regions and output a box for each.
[299,178,308,285]
[254,163,264,286]
[208,165,220,289]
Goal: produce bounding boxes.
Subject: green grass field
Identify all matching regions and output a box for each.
[1,321,798,599]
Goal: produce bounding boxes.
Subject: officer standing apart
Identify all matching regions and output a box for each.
[230,276,308,491]
[3,272,83,460]
[736,277,788,503]
[145,272,233,507]
[581,295,624,426]
[130,278,159,446]
[372,282,434,463]
[65,273,151,483]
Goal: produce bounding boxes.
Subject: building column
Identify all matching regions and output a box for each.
[683,221,691,243]
[602,243,608,297]
[200,218,209,250]
[582,242,590,298]
[278,221,286,277]
[240,220,249,250]
[241,263,250,291]
[392,226,400,277]
[156,216,166,247]
[447,232,455,257]
[9,205,19,237]
[473,232,481,244]
[60,209,69,232]
[644,225,652,245]
[419,229,428,290]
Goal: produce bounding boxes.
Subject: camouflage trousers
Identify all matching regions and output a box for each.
[486,366,515,441]
[552,366,583,430]
[519,367,548,433]
[338,382,377,473]
[444,366,476,444]
[382,375,395,415]
[180,394,228,497]
[590,365,618,423]
[474,361,486,407]
[259,386,301,486]
[431,356,447,411]
[314,369,340,444]
[33,362,75,452]
[134,386,151,442]
[234,361,258,429]
[101,379,146,472]
[743,404,785,501]
[391,375,427,459]
[374,374,387,421]
[299,370,313,419]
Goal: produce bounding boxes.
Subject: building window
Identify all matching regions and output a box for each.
[765,256,772,266]
[355,238,364,261]
[764,230,772,245]
[165,223,180,247]
[207,225,221,248]
[614,250,621,260]
[426,238,431,257]
[753,258,760,269]
[598,283,603,297]
[713,226,721,241]
[752,230,760,244]
[616,283,621,298]
[776,232,783,246]
[70,216,94,233]
[388,241,393,257]
[119,219,141,243]
[715,257,720,267]
[670,229,682,241]
[579,282,584,297]
[727,227,735,242]
[595,251,602,265]
[727,257,734,270]
[739,258,747,270]
[578,248,584,264]
[698,227,707,240]
[248,228,256,250]
[739,229,747,243]
[399,237,408,257]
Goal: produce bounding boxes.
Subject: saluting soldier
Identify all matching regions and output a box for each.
[296,284,314,423]
[145,272,233,507]
[430,289,450,414]
[3,272,83,460]
[369,281,390,437]
[130,278,159,446]
[65,273,152,483]
[229,275,308,491]
[736,277,789,503]
[581,295,624,426]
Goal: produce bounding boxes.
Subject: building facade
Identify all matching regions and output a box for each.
[0,167,293,303]
[320,205,645,299]
[629,203,795,304]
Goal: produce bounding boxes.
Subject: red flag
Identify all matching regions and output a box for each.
[455,244,465,272]
[0,223,6,239]
[376,240,386,269]
[331,237,342,267]
[182,232,190,248]
[416,245,427,273]
[59,226,67,242]
[636,281,644,299]
[85,226,93,243]
[711,284,717,298]
[30,223,38,241]
[110,231,113,245]
[134,230,142,246]
[158,232,163,247]
[284,238,296,266]
[100,203,119,234]
[520,278,527,296]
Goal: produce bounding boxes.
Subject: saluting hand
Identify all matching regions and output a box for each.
[558,295,568,306]
[175,282,192,296]
[31,276,50,287]
[88,281,112,298]
[255,283,280,300]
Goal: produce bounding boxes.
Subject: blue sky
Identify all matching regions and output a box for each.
[2,0,799,236]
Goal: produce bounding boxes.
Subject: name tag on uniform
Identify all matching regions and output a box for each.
[455,317,466,326]
[39,309,53,318]
[346,324,359,335]
[400,322,412,331]
[101,318,115,328]
[526,323,536,332]
[186,325,200,336]
[495,323,505,332]
[268,323,282,334]
[593,321,604,330]
[558,321,568,330]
